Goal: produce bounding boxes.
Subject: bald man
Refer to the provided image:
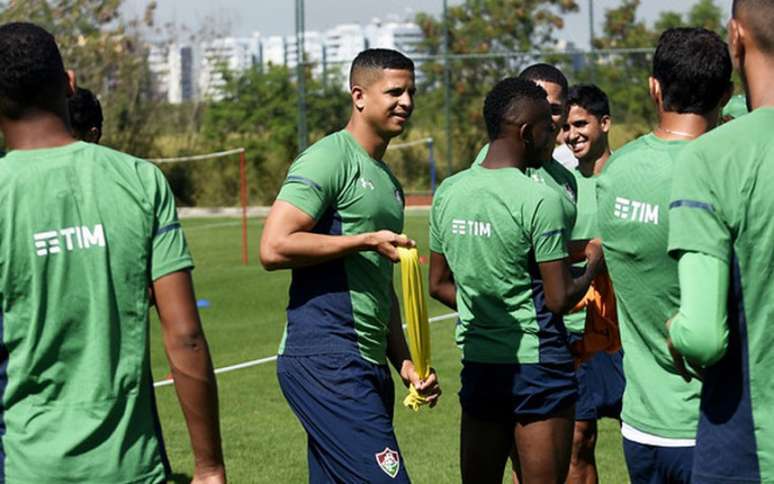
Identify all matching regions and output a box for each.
[667,1,774,482]
[260,48,441,483]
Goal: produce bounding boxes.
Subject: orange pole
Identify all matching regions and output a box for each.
[240,149,248,265]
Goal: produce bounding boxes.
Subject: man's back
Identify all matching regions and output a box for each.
[669,108,774,482]
[430,164,573,365]
[597,134,701,442]
[0,141,191,482]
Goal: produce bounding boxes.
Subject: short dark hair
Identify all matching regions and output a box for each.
[567,84,610,119]
[653,28,732,114]
[518,63,569,98]
[733,0,774,54]
[0,22,67,119]
[484,77,548,141]
[349,48,414,88]
[68,87,103,137]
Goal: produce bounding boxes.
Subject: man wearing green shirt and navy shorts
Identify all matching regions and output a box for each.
[562,83,625,484]
[0,22,224,483]
[261,49,440,483]
[667,1,774,482]
[473,64,578,241]
[597,27,732,484]
[429,77,603,484]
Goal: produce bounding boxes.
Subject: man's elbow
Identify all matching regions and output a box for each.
[544,292,570,315]
[428,281,442,301]
[259,241,285,271]
[684,338,728,367]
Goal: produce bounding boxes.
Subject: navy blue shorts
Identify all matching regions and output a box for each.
[277,353,410,484]
[623,438,693,484]
[575,350,625,421]
[459,361,577,424]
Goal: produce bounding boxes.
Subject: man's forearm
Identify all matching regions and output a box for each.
[669,251,729,366]
[386,289,412,372]
[165,329,224,472]
[262,232,367,270]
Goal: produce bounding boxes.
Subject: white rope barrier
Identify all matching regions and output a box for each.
[149,147,245,164]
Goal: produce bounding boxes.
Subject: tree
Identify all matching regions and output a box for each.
[414,0,579,173]
[188,64,350,205]
[1,1,160,155]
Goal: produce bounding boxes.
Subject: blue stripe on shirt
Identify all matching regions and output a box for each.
[155,222,181,237]
[286,175,323,191]
[669,199,716,212]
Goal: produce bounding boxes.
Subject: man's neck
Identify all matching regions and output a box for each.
[577,147,611,177]
[482,138,527,172]
[654,112,714,141]
[345,117,390,160]
[1,112,75,151]
[744,54,774,109]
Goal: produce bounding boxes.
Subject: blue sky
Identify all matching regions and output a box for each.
[121,0,731,48]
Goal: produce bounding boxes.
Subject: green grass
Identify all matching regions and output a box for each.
[151,215,626,483]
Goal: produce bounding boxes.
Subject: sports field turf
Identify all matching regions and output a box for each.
[151,214,627,483]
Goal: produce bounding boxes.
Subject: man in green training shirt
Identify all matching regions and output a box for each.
[260,49,441,483]
[429,77,603,484]
[473,64,578,240]
[0,23,224,483]
[597,27,732,484]
[562,83,625,484]
[667,1,774,482]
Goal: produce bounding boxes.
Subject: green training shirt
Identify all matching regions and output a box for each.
[276,130,405,364]
[564,168,599,334]
[668,108,774,482]
[0,141,192,482]
[430,164,573,365]
[473,144,578,237]
[596,133,700,440]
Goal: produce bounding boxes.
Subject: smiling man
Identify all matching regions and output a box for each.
[562,84,624,484]
[260,48,441,483]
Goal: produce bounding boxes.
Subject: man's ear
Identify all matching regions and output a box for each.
[728,18,745,69]
[600,114,611,134]
[351,85,366,112]
[648,76,663,110]
[66,69,77,98]
[520,122,533,145]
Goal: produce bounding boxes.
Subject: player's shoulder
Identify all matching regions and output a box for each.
[688,108,772,160]
[434,167,471,200]
[298,130,354,162]
[289,130,359,178]
[605,134,650,165]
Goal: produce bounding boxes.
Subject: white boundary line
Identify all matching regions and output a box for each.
[153,311,459,388]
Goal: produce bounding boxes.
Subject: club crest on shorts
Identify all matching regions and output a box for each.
[375,447,400,478]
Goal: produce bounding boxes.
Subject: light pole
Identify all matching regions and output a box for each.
[295,0,308,151]
[443,0,452,176]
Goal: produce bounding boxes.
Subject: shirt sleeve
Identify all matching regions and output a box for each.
[149,166,194,281]
[669,251,729,366]
[429,190,444,253]
[275,146,343,221]
[530,191,569,263]
[668,146,734,262]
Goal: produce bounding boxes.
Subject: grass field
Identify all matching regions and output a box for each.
[151,214,627,483]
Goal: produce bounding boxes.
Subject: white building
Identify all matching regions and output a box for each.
[365,19,424,60]
[148,43,195,104]
[198,37,256,100]
[148,18,427,101]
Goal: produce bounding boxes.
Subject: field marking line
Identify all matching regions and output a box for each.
[153,311,459,388]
